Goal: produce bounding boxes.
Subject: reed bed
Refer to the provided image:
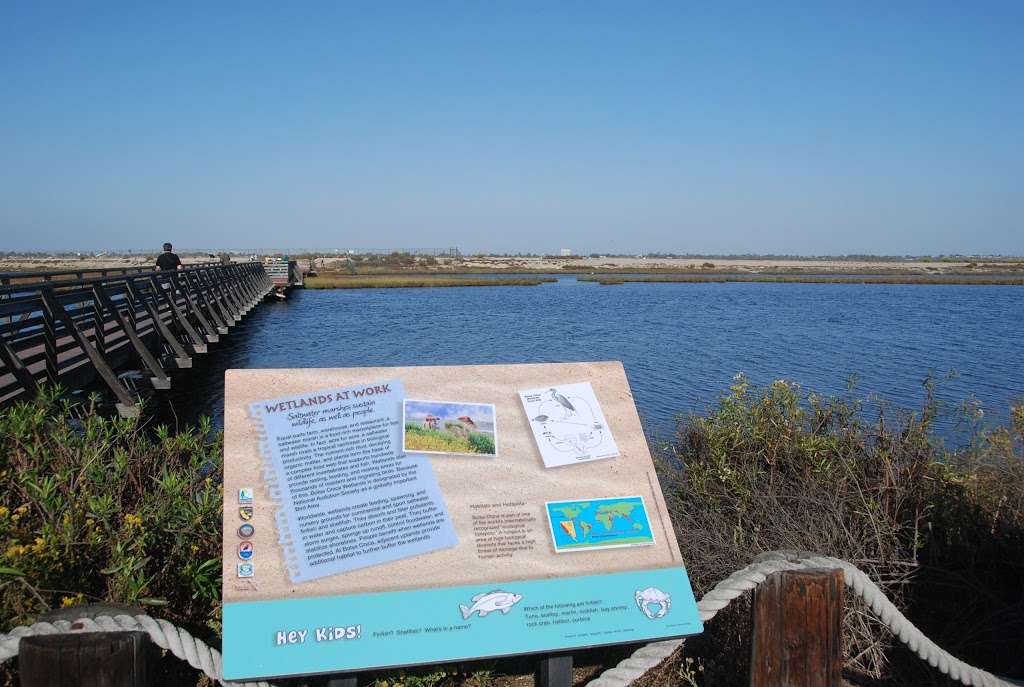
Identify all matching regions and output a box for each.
[305,274,557,289]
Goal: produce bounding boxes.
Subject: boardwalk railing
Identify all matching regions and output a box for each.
[0,262,272,415]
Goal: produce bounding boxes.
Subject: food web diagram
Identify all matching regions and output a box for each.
[520,382,620,466]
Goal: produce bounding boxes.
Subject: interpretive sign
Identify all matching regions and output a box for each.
[222,362,702,681]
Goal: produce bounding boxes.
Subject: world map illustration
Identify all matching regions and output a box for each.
[546,497,654,551]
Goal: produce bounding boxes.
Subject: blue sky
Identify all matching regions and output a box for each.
[404,400,494,428]
[1,2,1021,255]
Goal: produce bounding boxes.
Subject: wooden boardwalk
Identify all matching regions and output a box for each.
[0,261,275,416]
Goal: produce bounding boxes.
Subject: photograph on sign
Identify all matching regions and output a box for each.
[545,496,655,552]
[519,381,620,468]
[403,399,498,457]
[222,362,702,682]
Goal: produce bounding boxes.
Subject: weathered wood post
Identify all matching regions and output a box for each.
[18,631,152,687]
[750,569,843,687]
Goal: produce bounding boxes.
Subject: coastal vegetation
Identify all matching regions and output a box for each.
[0,388,222,684]
[659,377,1024,685]
[5,252,1024,282]
[314,264,1024,278]
[1,383,1022,684]
[404,423,496,455]
[305,274,556,289]
[578,274,1024,286]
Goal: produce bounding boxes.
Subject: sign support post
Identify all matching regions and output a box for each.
[536,653,573,687]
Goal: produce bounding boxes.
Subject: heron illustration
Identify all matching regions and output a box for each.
[549,388,577,416]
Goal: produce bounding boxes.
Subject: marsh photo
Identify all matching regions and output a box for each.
[403,399,498,457]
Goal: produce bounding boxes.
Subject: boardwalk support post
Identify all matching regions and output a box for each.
[0,335,37,396]
[92,285,171,390]
[126,279,192,370]
[750,568,843,687]
[39,287,139,417]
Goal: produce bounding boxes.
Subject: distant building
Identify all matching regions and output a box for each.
[560,248,573,257]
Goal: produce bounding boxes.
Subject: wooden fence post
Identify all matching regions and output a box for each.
[18,631,152,687]
[750,568,843,687]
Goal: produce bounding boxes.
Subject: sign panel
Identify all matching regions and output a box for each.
[223,362,702,681]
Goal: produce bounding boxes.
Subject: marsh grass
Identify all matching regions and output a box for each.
[306,275,556,289]
[578,274,1024,286]
[405,424,474,453]
[404,424,495,455]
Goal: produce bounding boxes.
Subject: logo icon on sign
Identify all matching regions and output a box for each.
[635,587,671,619]
[238,541,254,560]
[237,562,254,578]
[239,506,254,521]
[238,488,254,504]
[238,523,255,538]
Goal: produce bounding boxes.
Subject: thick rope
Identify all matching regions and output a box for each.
[0,613,270,687]
[588,551,1022,687]
[1,552,1019,687]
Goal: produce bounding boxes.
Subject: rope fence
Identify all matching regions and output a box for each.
[1,551,1019,687]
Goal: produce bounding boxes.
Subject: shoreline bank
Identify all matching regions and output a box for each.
[577,274,1024,286]
[304,275,557,289]
[5,254,1024,280]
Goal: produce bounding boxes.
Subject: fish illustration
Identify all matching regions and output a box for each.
[459,590,523,619]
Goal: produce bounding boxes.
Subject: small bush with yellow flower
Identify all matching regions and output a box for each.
[0,387,223,641]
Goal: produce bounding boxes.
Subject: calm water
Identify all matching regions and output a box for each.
[160,278,1023,441]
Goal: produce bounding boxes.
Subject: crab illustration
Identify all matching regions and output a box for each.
[635,586,671,619]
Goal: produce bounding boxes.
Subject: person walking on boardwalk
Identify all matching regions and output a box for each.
[155,242,182,270]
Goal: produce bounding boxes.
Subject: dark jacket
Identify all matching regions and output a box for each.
[156,252,182,270]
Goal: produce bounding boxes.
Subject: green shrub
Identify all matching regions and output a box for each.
[659,376,1024,684]
[467,432,496,455]
[3,382,1022,685]
[0,388,223,638]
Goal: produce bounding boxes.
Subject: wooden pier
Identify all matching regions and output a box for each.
[0,261,278,416]
[262,257,304,293]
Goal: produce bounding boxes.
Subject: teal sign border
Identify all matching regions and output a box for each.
[223,566,702,680]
